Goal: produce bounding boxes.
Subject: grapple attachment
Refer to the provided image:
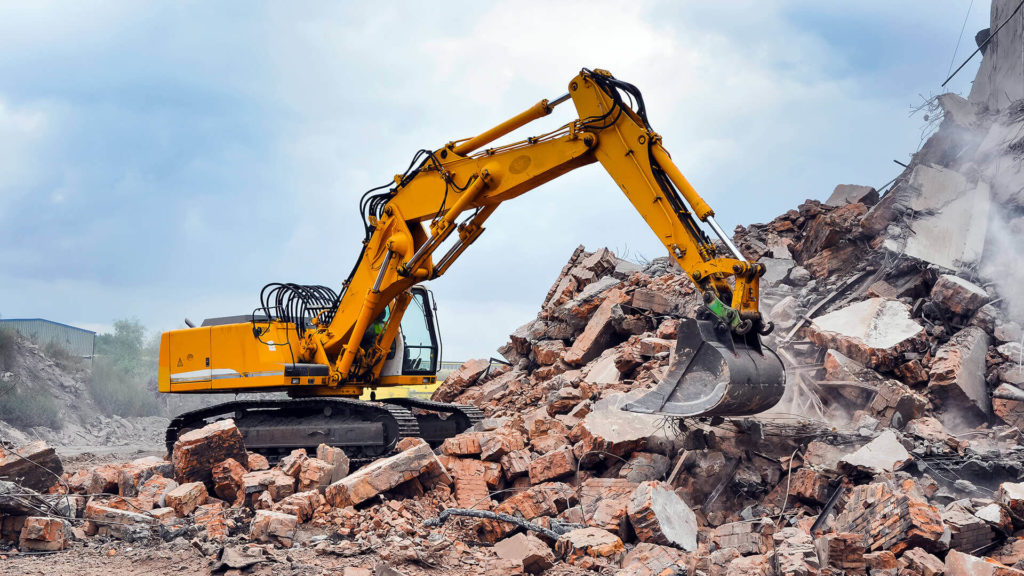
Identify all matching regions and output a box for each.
[623,317,785,418]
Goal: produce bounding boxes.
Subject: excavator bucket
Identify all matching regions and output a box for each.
[623,318,785,418]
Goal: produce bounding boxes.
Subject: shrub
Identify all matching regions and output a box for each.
[88,356,160,417]
[0,381,61,429]
[43,340,82,372]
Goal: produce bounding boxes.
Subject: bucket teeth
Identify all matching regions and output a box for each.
[623,318,785,418]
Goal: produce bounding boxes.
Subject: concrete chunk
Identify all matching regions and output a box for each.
[931,274,990,315]
[826,184,878,207]
[493,532,555,574]
[838,430,912,475]
[627,480,698,551]
[0,441,63,492]
[808,298,925,371]
[929,326,992,417]
[945,549,1024,576]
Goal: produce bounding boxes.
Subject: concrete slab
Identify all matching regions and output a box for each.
[839,430,912,474]
[826,184,878,207]
[808,298,925,370]
[882,165,989,271]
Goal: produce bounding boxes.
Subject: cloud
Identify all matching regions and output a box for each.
[0,1,990,361]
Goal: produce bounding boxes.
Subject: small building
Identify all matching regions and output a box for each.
[0,318,96,358]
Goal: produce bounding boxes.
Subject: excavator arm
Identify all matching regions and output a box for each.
[302,68,785,417]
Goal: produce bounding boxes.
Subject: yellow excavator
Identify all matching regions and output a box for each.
[158,69,786,459]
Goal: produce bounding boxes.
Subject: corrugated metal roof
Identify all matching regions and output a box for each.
[0,318,96,357]
[0,318,96,334]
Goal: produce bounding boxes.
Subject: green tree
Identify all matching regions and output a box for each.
[89,318,160,417]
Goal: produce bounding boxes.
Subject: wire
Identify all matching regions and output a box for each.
[947,0,976,79]
[943,0,1024,87]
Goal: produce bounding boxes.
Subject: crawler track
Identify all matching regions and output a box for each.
[381,397,484,447]
[165,397,419,463]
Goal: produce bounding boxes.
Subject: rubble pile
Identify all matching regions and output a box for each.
[9,4,1024,574]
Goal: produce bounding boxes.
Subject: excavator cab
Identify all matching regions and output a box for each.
[378,286,440,379]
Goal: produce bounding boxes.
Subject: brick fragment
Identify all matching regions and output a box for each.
[480,430,525,462]
[117,456,170,497]
[211,458,246,504]
[171,419,247,487]
[493,532,555,574]
[834,482,946,554]
[278,449,308,477]
[297,458,334,492]
[315,444,350,483]
[477,482,576,542]
[135,475,178,511]
[555,527,625,566]
[19,516,67,551]
[165,481,208,517]
[84,500,156,542]
[194,502,227,542]
[528,446,576,484]
[325,442,450,508]
[247,452,270,471]
[440,432,484,457]
[712,519,775,555]
[500,449,532,480]
[902,547,945,576]
[251,509,297,547]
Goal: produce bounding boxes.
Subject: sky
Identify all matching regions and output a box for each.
[0,1,994,361]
